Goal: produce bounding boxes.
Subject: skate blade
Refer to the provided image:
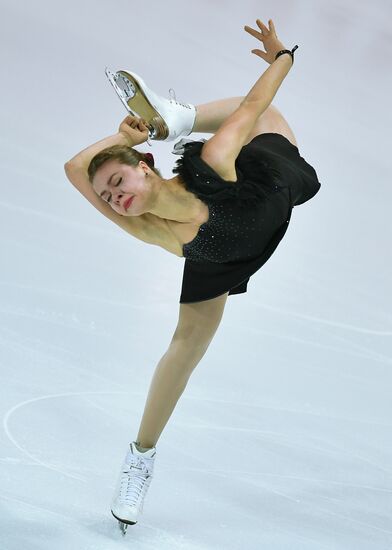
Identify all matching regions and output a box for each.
[105,67,169,141]
[119,521,128,535]
[111,510,137,535]
[105,67,136,114]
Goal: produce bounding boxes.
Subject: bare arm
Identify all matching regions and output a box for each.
[240,53,292,117]
[65,131,130,171]
[240,18,294,115]
[65,114,149,169]
[63,123,157,243]
[64,132,139,233]
[201,18,294,173]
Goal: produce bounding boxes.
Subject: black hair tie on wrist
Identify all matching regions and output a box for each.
[275,45,298,64]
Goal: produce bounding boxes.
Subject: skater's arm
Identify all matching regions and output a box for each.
[201,55,292,174]
[240,53,292,116]
[65,132,130,171]
[63,160,157,244]
[64,127,159,244]
[201,19,293,176]
[241,17,293,115]
[65,116,149,170]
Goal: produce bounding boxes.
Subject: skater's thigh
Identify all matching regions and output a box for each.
[245,104,298,147]
[172,292,230,348]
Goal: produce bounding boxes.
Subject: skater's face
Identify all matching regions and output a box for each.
[92,159,150,216]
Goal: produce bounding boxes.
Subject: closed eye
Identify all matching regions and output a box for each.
[105,178,122,204]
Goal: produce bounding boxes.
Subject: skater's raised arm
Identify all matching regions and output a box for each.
[201,19,295,176]
[241,18,294,114]
[65,116,150,170]
[63,116,157,244]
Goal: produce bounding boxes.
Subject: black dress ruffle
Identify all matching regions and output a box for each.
[171,133,321,303]
[172,139,284,208]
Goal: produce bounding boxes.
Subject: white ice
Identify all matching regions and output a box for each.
[1,0,391,549]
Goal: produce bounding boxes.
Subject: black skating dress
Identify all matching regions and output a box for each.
[171,132,321,304]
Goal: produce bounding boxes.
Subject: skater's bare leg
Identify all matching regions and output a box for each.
[193,96,298,147]
[136,292,229,449]
[135,345,203,449]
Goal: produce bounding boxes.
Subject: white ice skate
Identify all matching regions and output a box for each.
[111,441,157,534]
[105,67,196,142]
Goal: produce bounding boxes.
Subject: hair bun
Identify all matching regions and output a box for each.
[144,152,155,166]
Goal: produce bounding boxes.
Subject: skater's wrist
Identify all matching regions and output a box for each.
[118,131,141,147]
[118,115,150,146]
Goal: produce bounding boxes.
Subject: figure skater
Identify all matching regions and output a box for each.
[64,18,321,532]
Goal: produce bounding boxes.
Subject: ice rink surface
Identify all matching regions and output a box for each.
[1,0,391,548]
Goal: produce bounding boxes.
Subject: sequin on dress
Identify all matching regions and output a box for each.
[171,133,321,303]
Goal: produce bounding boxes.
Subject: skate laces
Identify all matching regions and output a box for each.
[119,456,152,507]
[168,88,191,109]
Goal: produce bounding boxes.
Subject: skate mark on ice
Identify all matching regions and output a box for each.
[2,390,142,481]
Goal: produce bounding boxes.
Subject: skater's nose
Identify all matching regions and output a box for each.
[112,190,124,206]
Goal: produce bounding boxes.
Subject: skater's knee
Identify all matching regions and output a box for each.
[171,292,229,354]
[168,331,213,363]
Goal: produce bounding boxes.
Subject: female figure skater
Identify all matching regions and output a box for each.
[64,18,321,532]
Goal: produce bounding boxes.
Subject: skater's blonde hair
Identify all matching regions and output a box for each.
[87,144,162,183]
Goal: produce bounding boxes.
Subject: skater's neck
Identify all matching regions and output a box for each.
[146,174,207,225]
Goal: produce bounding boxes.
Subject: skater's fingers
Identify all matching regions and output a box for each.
[122,115,138,125]
[244,24,264,41]
[252,49,267,60]
[118,114,149,145]
[256,18,270,35]
[130,117,142,128]
[126,115,148,129]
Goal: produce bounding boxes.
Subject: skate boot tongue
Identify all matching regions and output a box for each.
[130,441,156,459]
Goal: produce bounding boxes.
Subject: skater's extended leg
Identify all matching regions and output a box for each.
[136,292,229,449]
[105,70,297,145]
[193,97,298,147]
[110,293,229,530]
[135,346,203,449]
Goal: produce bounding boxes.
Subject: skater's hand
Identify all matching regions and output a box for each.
[244,19,287,65]
[118,115,150,146]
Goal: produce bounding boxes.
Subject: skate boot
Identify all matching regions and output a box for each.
[111,441,156,534]
[105,67,196,142]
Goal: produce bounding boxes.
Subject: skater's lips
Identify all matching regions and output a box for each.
[123,197,134,210]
